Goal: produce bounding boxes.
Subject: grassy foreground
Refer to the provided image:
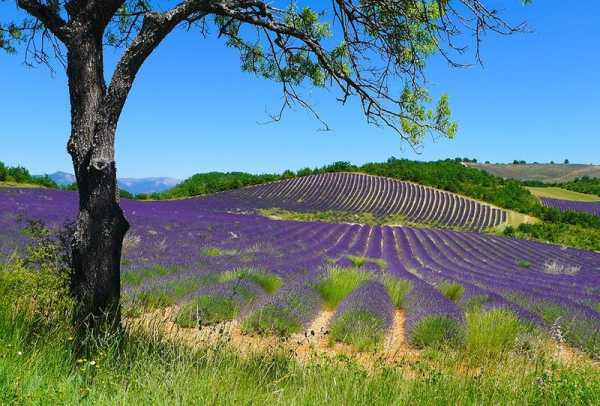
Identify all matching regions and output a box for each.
[2,254,600,404]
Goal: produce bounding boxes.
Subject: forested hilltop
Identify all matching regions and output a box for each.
[0,161,57,188]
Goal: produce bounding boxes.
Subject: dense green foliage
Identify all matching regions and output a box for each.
[505,223,600,253]
[0,160,57,188]
[153,172,287,199]
[558,177,600,198]
[329,309,387,351]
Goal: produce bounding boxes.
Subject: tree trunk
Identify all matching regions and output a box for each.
[65,31,129,339]
[70,160,129,335]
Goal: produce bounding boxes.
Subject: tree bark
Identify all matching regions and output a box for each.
[66,30,129,338]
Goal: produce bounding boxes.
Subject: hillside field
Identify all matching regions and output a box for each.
[528,187,600,202]
[2,171,600,403]
[468,163,600,183]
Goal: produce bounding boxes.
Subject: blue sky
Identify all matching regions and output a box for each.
[1,1,599,179]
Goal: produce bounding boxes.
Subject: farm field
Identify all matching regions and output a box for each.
[205,172,508,231]
[2,184,599,361]
[540,197,600,218]
[528,187,600,202]
[469,163,600,183]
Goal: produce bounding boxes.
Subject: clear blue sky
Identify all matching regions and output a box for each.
[1,1,599,179]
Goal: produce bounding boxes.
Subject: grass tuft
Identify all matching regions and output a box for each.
[175,296,241,327]
[314,267,371,309]
[437,282,465,303]
[381,276,412,308]
[121,265,176,287]
[410,316,464,349]
[464,308,531,359]
[218,269,282,294]
[241,305,302,337]
[329,310,386,351]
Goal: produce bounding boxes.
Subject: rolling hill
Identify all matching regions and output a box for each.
[467,163,600,183]
[202,172,508,231]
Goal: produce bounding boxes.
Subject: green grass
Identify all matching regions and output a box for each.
[381,276,412,308]
[0,181,44,188]
[314,267,371,309]
[329,310,387,351]
[121,265,177,287]
[259,208,408,226]
[241,305,303,337]
[464,309,532,359]
[437,282,465,303]
[127,275,220,310]
[410,316,464,349]
[218,269,283,294]
[2,259,600,405]
[517,259,532,269]
[175,296,242,327]
[200,247,225,257]
[527,187,600,202]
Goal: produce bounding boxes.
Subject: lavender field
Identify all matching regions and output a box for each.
[209,172,507,230]
[2,186,599,358]
[541,197,600,217]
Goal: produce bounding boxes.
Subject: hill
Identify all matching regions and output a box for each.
[467,163,600,183]
[206,172,508,231]
[527,187,600,202]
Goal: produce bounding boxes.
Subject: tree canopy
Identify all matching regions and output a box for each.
[2,0,527,146]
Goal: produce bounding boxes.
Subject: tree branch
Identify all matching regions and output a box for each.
[16,0,70,42]
[101,1,210,131]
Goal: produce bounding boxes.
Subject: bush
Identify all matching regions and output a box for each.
[0,222,73,335]
[410,315,464,349]
[314,267,371,309]
[465,309,531,359]
[175,296,240,327]
[437,283,464,303]
[330,310,387,351]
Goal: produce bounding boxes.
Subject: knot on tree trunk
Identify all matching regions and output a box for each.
[90,158,112,172]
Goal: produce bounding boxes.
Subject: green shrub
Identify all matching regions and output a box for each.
[517,260,531,269]
[329,310,386,351]
[218,269,282,294]
[437,283,465,303]
[314,267,371,309]
[381,276,412,308]
[241,305,302,337]
[347,256,368,267]
[175,296,241,327]
[410,316,464,349]
[465,309,530,359]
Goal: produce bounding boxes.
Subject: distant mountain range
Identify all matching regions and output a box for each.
[466,163,600,183]
[47,171,180,195]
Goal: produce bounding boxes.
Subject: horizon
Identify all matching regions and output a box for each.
[2,1,599,179]
[28,159,600,181]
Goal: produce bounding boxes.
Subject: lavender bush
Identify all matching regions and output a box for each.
[329,282,394,350]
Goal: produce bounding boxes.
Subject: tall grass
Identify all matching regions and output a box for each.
[2,258,600,404]
[465,308,534,359]
[314,267,371,309]
[437,282,465,303]
[218,269,282,294]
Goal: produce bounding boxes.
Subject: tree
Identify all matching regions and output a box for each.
[2,0,526,339]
